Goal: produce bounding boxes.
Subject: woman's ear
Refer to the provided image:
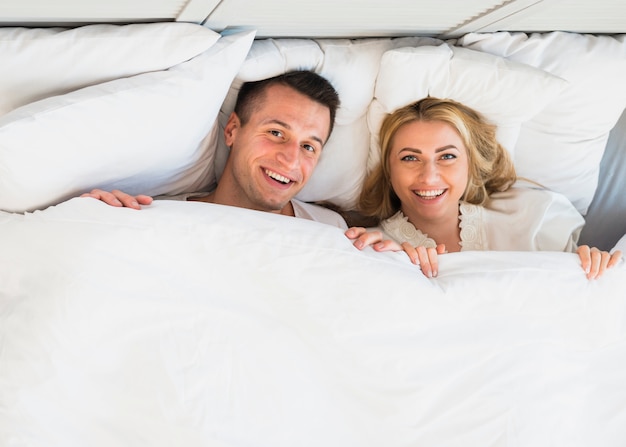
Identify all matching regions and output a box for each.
[224,112,240,147]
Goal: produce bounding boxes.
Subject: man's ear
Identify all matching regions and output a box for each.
[224,112,240,147]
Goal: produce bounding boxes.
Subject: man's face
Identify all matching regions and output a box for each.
[224,84,331,213]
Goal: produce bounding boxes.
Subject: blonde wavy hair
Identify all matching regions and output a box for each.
[358,97,517,220]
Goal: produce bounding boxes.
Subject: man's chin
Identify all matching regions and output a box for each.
[254,198,293,215]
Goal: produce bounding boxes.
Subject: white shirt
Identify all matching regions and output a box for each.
[380,187,584,252]
[157,193,348,230]
[291,199,348,229]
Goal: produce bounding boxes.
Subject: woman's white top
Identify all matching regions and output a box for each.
[380,187,584,252]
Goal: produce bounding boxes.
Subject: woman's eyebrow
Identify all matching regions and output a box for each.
[400,144,459,153]
[435,145,459,152]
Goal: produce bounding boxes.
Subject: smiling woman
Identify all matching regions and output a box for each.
[346,97,622,279]
[387,119,470,251]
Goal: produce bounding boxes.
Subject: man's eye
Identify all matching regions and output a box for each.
[269,130,283,137]
[303,144,316,153]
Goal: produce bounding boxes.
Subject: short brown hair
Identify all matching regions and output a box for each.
[234,70,340,142]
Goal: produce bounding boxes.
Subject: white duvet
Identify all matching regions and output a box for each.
[1,199,625,447]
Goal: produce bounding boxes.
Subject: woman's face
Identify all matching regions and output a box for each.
[388,119,469,224]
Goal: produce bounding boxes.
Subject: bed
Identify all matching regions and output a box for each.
[1,6,626,446]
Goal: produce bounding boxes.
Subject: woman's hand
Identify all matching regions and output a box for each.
[576,245,623,279]
[345,227,446,278]
[399,242,447,278]
[80,189,153,210]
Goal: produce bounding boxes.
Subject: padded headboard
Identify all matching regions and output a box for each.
[1,0,625,38]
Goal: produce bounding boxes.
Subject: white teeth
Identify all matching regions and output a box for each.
[415,189,445,198]
[265,169,291,184]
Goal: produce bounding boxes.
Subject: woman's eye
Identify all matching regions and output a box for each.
[401,155,417,161]
[441,153,456,160]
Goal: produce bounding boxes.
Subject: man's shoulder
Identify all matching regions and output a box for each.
[291,200,348,229]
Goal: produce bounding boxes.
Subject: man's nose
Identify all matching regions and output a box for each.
[277,140,300,166]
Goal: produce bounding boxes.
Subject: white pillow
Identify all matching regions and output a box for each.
[214,36,443,209]
[457,31,626,215]
[0,30,255,213]
[367,44,568,172]
[0,23,221,117]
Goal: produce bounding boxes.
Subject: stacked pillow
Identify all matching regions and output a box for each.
[367,44,567,173]
[458,31,626,215]
[0,24,255,213]
[0,23,221,116]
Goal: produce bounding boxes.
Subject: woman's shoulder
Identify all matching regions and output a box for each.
[482,184,584,251]
[486,184,577,214]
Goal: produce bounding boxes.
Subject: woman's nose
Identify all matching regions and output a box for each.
[418,161,439,181]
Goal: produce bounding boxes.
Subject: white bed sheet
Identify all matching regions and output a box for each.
[1,199,625,446]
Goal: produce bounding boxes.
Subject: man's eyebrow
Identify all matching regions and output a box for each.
[310,135,325,147]
[263,118,325,146]
[263,118,290,129]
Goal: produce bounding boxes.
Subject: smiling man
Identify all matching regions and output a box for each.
[83,71,347,229]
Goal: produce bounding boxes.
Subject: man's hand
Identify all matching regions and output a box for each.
[81,189,153,210]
